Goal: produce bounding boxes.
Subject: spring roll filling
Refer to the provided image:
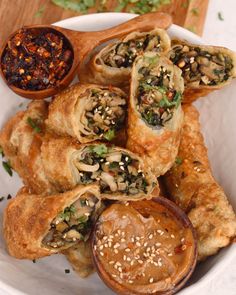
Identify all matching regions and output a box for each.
[137,56,182,127]
[75,144,148,195]
[101,34,163,68]
[42,192,99,249]
[82,88,126,140]
[170,44,233,86]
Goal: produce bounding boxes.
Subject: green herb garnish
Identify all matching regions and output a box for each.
[191,8,199,16]
[109,162,119,169]
[34,5,45,18]
[0,146,4,157]
[52,0,95,13]
[80,199,87,207]
[144,55,160,65]
[59,205,76,222]
[77,215,88,223]
[27,117,41,133]
[104,129,115,141]
[175,157,183,165]
[91,144,108,157]
[218,12,224,21]
[2,161,13,176]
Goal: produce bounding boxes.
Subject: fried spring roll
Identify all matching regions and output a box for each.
[3,185,101,260]
[0,101,54,194]
[127,52,184,177]
[63,241,94,278]
[169,40,236,103]
[79,29,171,88]
[46,83,127,143]
[162,105,236,260]
[41,137,157,200]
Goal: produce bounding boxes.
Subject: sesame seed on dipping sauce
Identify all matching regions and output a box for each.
[92,200,197,295]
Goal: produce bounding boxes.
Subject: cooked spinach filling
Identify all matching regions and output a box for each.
[137,64,182,127]
[43,193,99,249]
[170,44,233,86]
[75,145,148,195]
[84,88,126,141]
[102,34,162,68]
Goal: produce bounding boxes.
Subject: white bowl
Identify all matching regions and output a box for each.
[0,12,235,295]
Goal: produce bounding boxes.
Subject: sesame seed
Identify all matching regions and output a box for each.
[151,254,155,257]
[122,215,126,219]
[121,238,125,242]
[149,234,153,239]
[149,277,154,283]
[94,245,97,250]
[168,253,173,256]
[175,183,179,188]
[104,243,108,248]
[116,262,121,266]
[114,249,118,254]
[120,166,125,171]
[128,280,134,284]
[138,260,143,264]
[181,238,185,242]
[105,162,110,165]
[123,255,127,261]
[118,267,122,273]
[112,274,117,278]
[125,248,130,252]
[119,162,124,166]
[154,262,158,266]
[147,247,151,252]
[125,202,129,206]
[130,260,134,266]
[144,242,148,247]
[138,169,142,173]
[108,242,112,247]
[117,230,121,235]
[79,173,84,176]
[109,261,115,264]
[127,257,131,261]
[131,237,135,242]
[100,252,104,256]
[84,213,90,216]
[121,232,125,236]
[171,234,175,238]
[114,243,120,249]
[125,157,129,161]
[155,242,161,247]
[136,242,141,247]
[99,245,104,250]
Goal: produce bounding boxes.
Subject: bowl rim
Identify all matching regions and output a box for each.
[0,11,235,295]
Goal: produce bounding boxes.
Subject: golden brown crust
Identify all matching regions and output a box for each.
[79,29,171,88]
[3,184,100,260]
[162,104,236,260]
[126,53,184,177]
[0,101,54,194]
[63,241,94,278]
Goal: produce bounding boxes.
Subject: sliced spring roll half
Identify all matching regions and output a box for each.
[41,137,158,199]
[0,100,55,194]
[79,29,171,87]
[162,105,236,261]
[127,52,184,177]
[169,40,236,103]
[46,83,127,143]
[3,185,101,260]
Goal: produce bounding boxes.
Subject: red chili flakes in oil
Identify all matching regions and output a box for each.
[1,28,73,91]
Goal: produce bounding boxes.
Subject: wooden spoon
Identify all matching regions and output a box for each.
[0,12,172,100]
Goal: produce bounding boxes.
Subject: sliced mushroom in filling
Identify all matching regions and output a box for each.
[170,43,233,86]
[137,56,182,127]
[74,144,149,195]
[42,192,100,249]
[101,34,163,68]
[80,88,126,141]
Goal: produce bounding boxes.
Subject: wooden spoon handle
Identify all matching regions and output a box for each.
[71,12,172,65]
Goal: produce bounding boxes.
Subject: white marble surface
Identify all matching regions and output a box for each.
[188,0,236,294]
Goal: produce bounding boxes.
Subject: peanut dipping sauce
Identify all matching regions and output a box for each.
[92,199,197,294]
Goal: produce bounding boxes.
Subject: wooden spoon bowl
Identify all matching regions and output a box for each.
[0,12,172,100]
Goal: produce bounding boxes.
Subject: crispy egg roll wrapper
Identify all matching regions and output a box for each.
[0,101,54,194]
[169,40,236,103]
[3,184,101,260]
[46,83,127,144]
[127,52,184,177]
[63,241,94,278]
[162,105,236,261]
[41,137,158,200]
[79,29,171,88]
